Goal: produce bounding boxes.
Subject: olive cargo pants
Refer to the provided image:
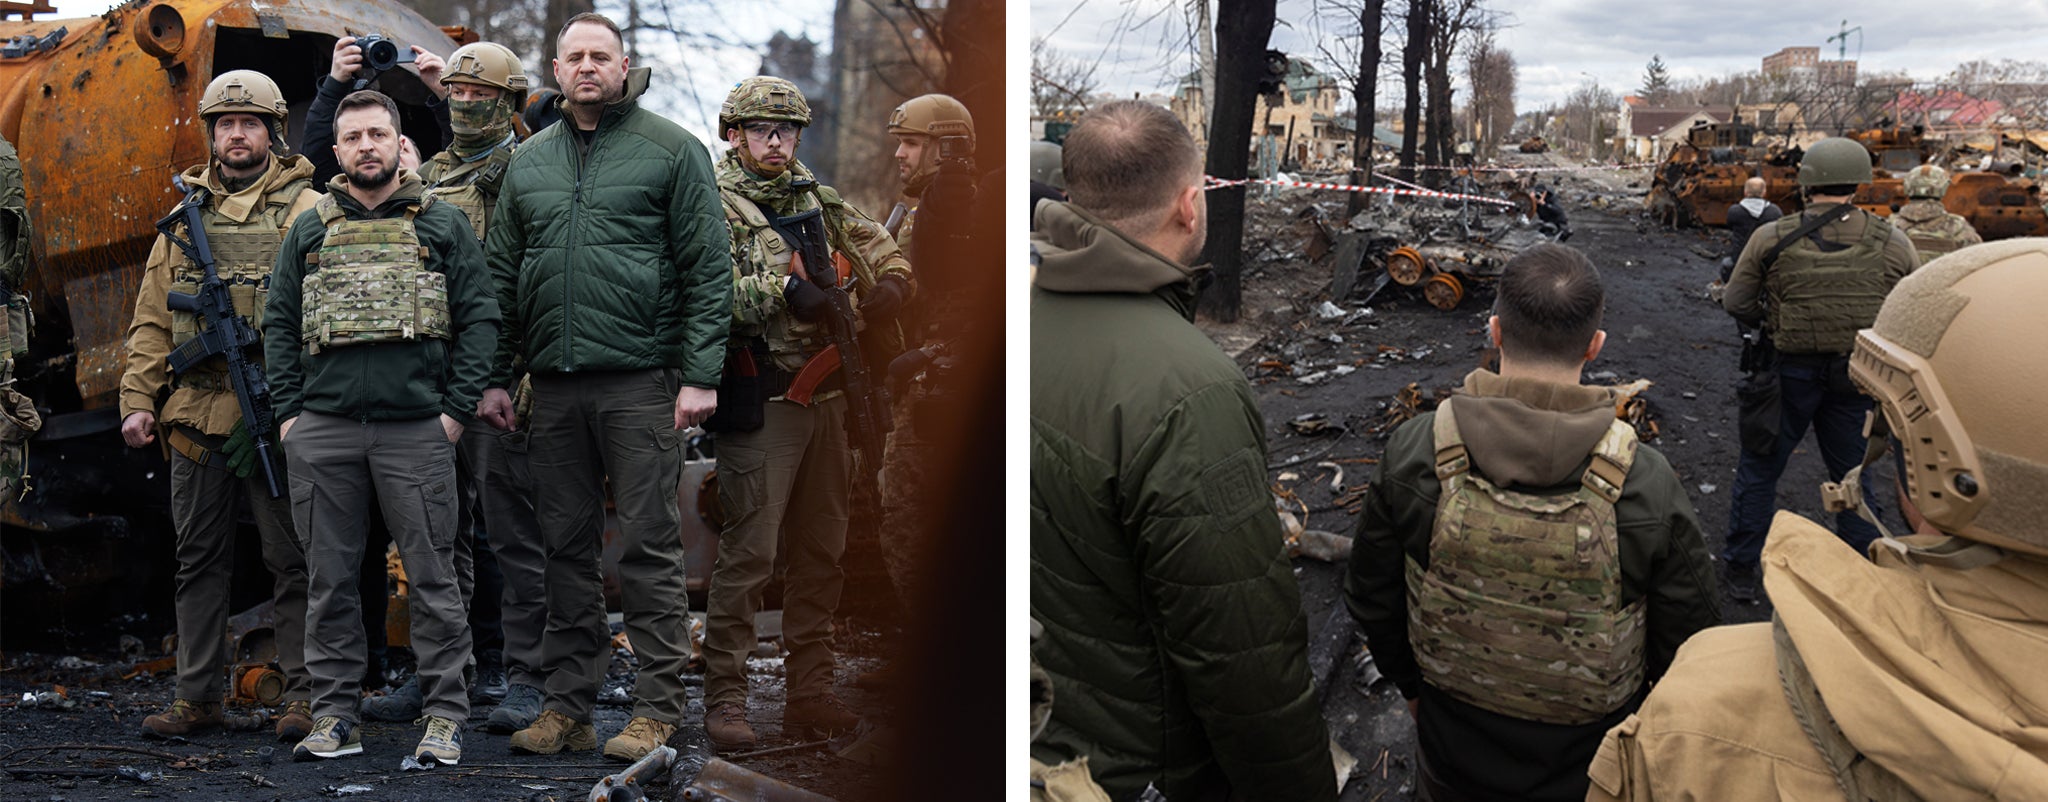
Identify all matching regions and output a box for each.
[705,396,850,708]
[529,369,691,725]
[288,412,471,723]
[168,428,309,704]
[482,426,547,690]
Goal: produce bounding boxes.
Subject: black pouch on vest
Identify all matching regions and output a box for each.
[704,340,769,434]
[1737,369,1782,456]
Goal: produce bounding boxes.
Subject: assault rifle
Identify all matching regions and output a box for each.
[769,200,891,471]
[156,175,282,498]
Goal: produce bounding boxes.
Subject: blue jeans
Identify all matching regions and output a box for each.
[1724,358,1883,566]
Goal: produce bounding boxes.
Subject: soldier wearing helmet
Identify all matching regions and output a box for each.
[118,69,322,743]
[1893,163,1981,265]
[698,74,912,753]
[886,93,975,260]
[1029,140,1067,216]
[1589,240,2048,800]
[1718,136,1920,604]
[356,39,536,733]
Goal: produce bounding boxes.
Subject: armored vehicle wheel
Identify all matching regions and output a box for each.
[1423,272,1464,310]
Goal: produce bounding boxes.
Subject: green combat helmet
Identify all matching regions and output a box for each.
[1798,137,1874,187]
[1904,164,1952,200]
[1030,140,1064,190]
[720,76,810,131]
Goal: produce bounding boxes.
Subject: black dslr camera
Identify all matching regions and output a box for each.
[355,34,415,73]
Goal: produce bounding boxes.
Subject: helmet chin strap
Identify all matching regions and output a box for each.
[1821,411,2006,569]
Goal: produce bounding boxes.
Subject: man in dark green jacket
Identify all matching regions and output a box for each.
[477,12,731,763]
[1345,244,1720,802]
[1030,100,1337,802]
[265,90,500,766]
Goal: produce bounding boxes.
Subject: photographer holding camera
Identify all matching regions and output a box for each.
[301,35,454,184]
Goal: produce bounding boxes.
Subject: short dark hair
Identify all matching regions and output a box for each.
[1061,100,1201,226]
[333,90,401,134]
[557,12,624,51]
[1494,243,1604,366]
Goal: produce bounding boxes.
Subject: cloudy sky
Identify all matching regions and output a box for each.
[1032,0,2048,110]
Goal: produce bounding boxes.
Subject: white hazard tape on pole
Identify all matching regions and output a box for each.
[1206,175,1517,208]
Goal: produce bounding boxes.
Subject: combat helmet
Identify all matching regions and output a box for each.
[889,93,975,148]
[1798,137,1874,187]
[1840,239,2048,557]
[720,76,810,131]
[443,42,529,106]
[1903,163,1952,200]
[1030,140,1064,190]
[199,69,290,150]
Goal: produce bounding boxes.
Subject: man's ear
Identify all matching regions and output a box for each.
[1487,315,1503,350]
[1585,329,1607,363]
[1177,185,1201,233]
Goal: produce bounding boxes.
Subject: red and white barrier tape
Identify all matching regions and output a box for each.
[1205,175,1518,208]
[1407,162,1653,174]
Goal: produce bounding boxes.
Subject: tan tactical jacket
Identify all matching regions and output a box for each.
[119,154,320,436]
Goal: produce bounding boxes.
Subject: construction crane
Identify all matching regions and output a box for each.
[1828,19,1862,61]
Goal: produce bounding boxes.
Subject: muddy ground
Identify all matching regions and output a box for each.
[1210,156,1901,799]
[0,618,892,801]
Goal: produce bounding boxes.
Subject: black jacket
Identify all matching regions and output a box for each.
[301,75,454,186]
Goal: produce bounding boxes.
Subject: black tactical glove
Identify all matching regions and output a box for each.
[784,274,831,322]
[221,419,256,480]
[858,275,909,320]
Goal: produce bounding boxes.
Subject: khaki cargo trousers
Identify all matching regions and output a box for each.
[529,369,691,725]
[288,412,471,723]
[167,425,309,704]
[705,396,850,708]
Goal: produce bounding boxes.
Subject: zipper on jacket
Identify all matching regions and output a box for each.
[563,115,606,372]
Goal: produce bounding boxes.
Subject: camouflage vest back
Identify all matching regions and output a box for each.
[167,178,313,351]
[1893,201,1973,266]
[424,144,514,242]
[300,195,449,354]
[1406,399,1647,724]
[1764,212,1894,355]
[721,188,883,372]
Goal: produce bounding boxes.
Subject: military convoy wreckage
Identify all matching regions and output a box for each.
[1298,167,1559,313]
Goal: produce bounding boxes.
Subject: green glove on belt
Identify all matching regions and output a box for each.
[221,419,256,480]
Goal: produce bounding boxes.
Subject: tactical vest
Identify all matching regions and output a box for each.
[720,188,877,373]
[1893,201,1972,266]
[1763,212,1895,355]
[1406,400,1647,725]
[166,178,315,356]
[300,195,450,354]
[424,144,514,242]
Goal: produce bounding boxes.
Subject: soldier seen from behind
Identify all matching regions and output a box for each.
[699,76,912,752]
[119,69,322,744]
[1589,240,2048,800]
[1720,137,1919,604]
[1030,99,1339,802]
[478,12,732,763]
[1893,163,1982,266]
[1344,243,1720,802]
[265,89,500,766]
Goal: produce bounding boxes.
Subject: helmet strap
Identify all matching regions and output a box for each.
[1821,411,1903,552]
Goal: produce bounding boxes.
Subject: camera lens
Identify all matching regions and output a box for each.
[364,38,397,72]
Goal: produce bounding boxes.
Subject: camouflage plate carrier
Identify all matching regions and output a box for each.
[165,177,314,388]
[1406,399,1646,725]
[721,186,891,374]
[424,143,514,243]
[1891,200,1977,266]
[300,195,450,354]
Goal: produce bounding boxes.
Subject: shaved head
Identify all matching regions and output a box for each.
[1744,177,1767,198]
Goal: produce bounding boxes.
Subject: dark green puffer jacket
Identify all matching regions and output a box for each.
[1029,201,1337,802]
[484,67,731,388]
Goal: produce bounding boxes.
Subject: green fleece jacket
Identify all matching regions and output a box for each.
[1345,369,1721,802]
[484,67,731,388]
[1029,201,1337,802]
[264,172,501,426]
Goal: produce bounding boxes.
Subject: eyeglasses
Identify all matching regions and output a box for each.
[742,121,799,142]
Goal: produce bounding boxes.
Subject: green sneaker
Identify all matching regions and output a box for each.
[413,715,463,766]
[293,715,362,761]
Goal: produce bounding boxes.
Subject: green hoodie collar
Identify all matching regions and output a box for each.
[324,169,426,218]
[1030,201,1208,319]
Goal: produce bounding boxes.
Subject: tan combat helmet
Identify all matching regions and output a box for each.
[1903,163,1952,200]
[889,93,975,149]
[1845,239,2048,557]
[719,76,810,132]
[443,42,529,106]
[199,69,290,153]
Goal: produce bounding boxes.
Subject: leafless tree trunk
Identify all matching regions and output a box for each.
[1347,0,1384,217]
[1197,0,1280,323]
[1398,0,1426,184]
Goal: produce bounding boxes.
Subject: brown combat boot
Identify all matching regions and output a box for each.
[603,716,676,763]
[704,701,757,752]
[784,692,860,739]
[141,699,224,739]
[509,708,597,755]
[275,699,315,742]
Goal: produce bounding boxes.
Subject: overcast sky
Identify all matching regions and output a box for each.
[1032,0,2048,111]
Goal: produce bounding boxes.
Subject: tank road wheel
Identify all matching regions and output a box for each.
[1386,246,1429,285]
[1423,272,1465,310]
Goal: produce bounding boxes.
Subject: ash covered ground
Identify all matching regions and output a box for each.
[1205,154,1900,799]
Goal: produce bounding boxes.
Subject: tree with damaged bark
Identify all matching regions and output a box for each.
[1195,0,1280,323]
[1310,0,1387,216]
[1465,33,1513,160]
[1398,0,1426,184]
